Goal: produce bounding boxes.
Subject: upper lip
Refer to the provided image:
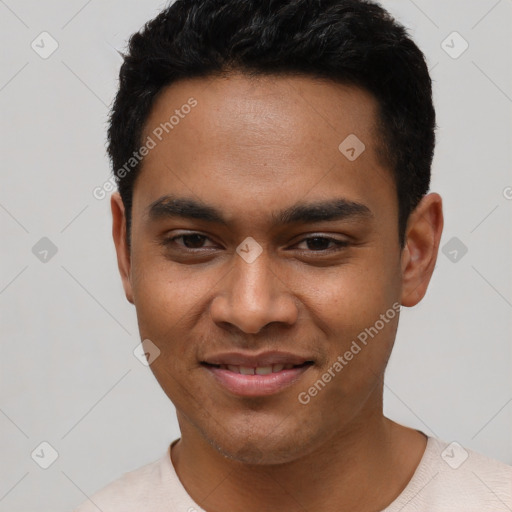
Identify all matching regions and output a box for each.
[201,350,314,367]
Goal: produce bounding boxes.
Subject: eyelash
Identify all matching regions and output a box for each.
[161,233,349,254]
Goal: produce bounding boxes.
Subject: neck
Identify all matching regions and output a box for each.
[171,407,427,512]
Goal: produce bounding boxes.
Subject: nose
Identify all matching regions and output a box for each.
[209,247,299,334]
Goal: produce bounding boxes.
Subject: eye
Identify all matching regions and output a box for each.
[294,236,349,252]
[162,233,218,250]
[160,233,349,254]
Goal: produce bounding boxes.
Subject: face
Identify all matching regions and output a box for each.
[112,73,442,464]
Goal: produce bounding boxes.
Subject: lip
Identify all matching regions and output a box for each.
[201,350,313,367]
[202,354,313,397]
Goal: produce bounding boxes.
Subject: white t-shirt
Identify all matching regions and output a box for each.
[73,435,512,511]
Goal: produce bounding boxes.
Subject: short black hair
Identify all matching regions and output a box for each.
[107,0,435,249]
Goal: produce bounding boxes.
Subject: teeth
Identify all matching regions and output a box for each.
[255,366,273,375]
[220,363,299,374]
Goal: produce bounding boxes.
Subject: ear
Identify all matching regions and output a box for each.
[400,192,444,307]
[111,192,134,304]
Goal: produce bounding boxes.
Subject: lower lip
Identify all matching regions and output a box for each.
[204,365,312,397]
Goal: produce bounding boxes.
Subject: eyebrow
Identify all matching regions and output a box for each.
[146,194,373,226]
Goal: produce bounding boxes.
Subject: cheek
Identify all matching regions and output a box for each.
[300,257,396,325]
[130,254,196,351]
[298,259,400,385]
[130,261,206,403]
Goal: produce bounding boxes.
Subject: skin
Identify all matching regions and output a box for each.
[111,73,443,511]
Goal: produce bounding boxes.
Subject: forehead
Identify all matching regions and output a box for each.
[134,72,396,229]
[141,72,383,157]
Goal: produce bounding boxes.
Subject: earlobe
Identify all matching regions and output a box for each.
[111,192,134,304]
[400,193,444,307]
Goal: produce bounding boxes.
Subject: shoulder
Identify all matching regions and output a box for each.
[72,451,172,512]
[430,437,512,493]
[386,436,512,511]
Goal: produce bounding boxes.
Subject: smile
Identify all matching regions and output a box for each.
[202,361,313,396]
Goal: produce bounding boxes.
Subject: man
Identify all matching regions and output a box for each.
[75,0,512,510]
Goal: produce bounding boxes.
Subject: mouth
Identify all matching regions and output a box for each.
[201,361,313,374]
[200,360,314,397]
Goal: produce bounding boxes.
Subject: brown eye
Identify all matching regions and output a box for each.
[305,237,333,251]
[161,233,217,250]
[177,234,208,248]
[295,236,349,252]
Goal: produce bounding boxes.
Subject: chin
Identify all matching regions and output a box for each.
[203,421,321,466]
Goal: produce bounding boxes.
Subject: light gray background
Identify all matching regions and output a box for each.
[1,0,511,510]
